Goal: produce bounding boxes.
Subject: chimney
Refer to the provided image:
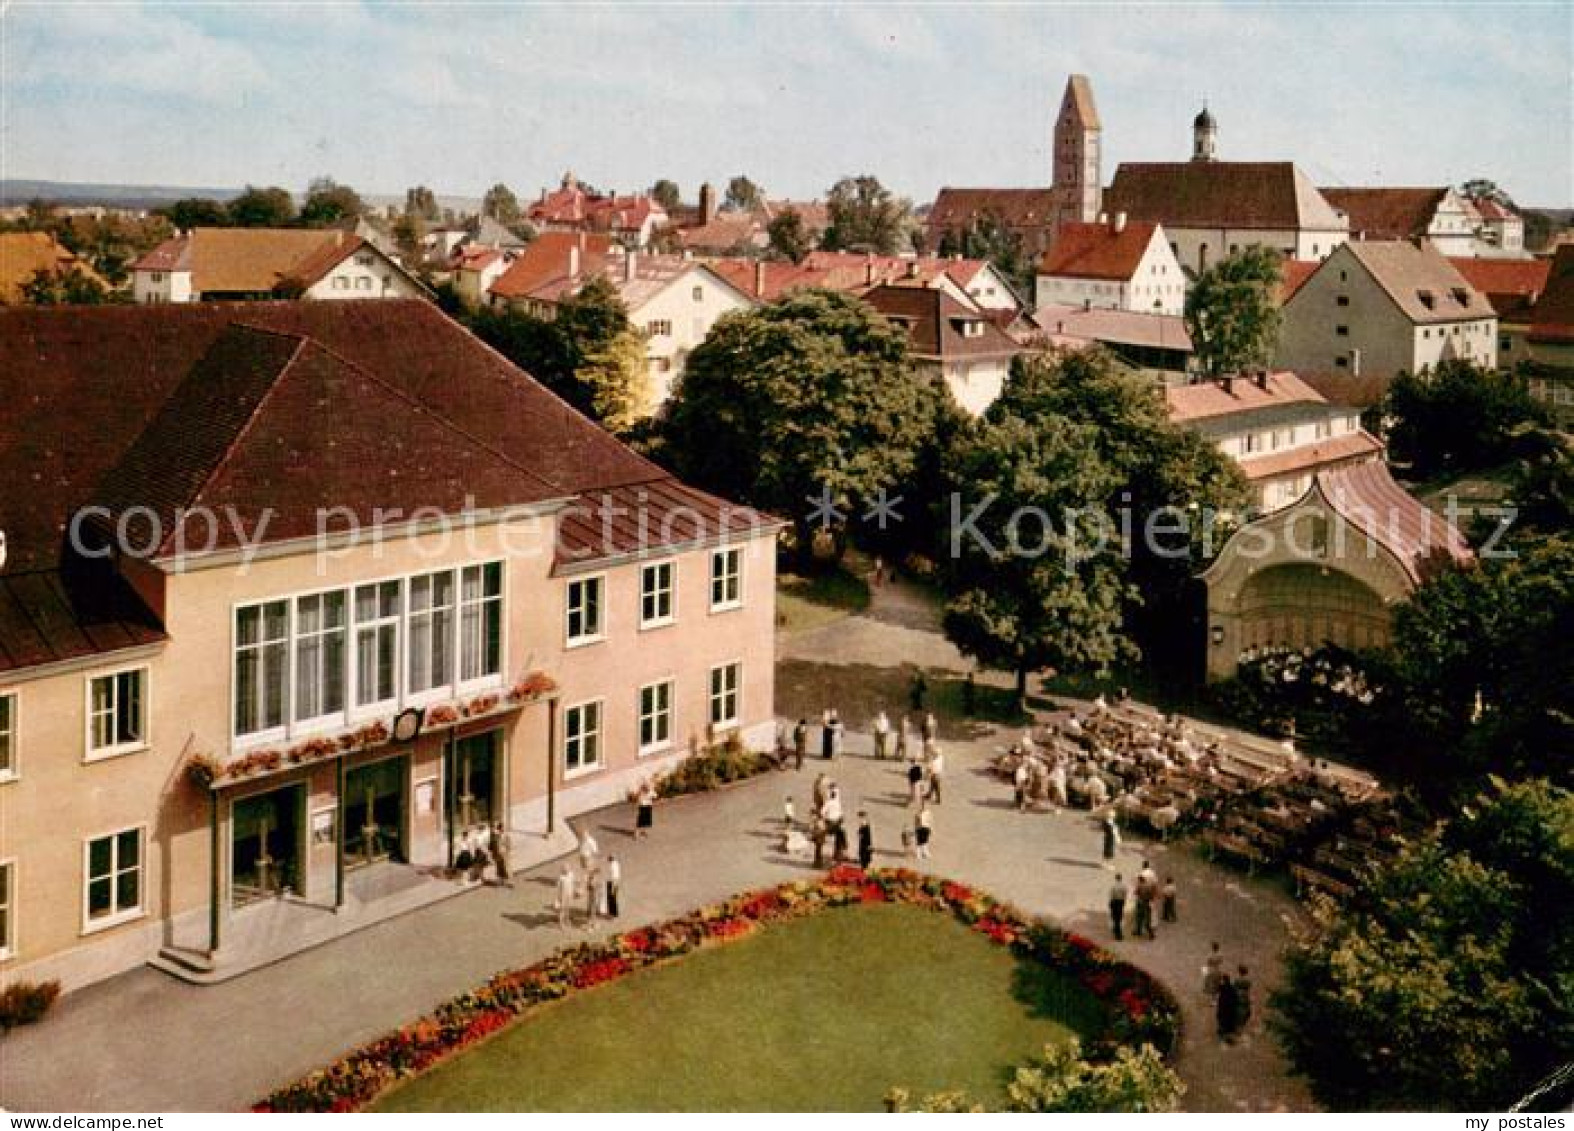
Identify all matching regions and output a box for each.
[1083,298,1092,311]
[755,260,766,298]
[624,249,637,282]
[699,182,718,224]
[1114,212,1127,233]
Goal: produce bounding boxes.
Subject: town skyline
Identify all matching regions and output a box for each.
[5,2,1570,207]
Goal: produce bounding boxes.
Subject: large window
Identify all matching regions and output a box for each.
[0,692,14,779]
[566,576,604,645]
[353,581,401,709]
[710,547,742,611]
[294,591,346,724]
[85,827,142,927]
[709,662,741,728]
[407,570,455,696]
[638,680,673,753]
[236,600,288,737]
[0,859,11,958]
[459,563,503,683]
[640,561,675,628]
[564,701,602,776]
[88,669,147,757]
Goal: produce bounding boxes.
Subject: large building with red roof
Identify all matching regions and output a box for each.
[1034,215,1186,315]
[0,300,780,990]
[130,228,427,304]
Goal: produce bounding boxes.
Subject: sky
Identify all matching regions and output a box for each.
[3,2,1571,208]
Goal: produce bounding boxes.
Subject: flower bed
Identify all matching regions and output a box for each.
[256,867,1181,1112]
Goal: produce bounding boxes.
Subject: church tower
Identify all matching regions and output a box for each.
[1192,104,1218,162]
[1053,74,1102,227]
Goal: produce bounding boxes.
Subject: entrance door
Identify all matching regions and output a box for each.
[345,756,407,867]
[448,730,500,837]
[232,784,304,904]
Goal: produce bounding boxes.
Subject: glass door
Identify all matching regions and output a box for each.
[232,784,303,904]
[344,756,407,867]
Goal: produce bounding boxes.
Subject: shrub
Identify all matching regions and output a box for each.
[656,735,771,798]
[0,979,62,1031]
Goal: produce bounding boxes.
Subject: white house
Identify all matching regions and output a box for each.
[863,284,1025,416]
[1035,216,1186,315]
[131,229,427,304]
[1321,187,1481,257]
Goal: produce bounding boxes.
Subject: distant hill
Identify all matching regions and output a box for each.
[1,179,247,210]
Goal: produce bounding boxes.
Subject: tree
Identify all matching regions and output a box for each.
[1382,359,1548,479]
[404,185,439,222]
[886,1040,1183,1113]
[161,197,228,230]
[663,289,942,565]
[466,306,577,405]
[227,185,297,228]
[1183,245,1283,376]
[766,207,812,264]
[19,265,112,305]
[650,179,681,212]
[1275,780,1573,1111]
[392,212,428,264]
[482,183,521,226]
[577,328,651,435]
[822,175,911,255]
[1457,178,1516,209]
[299,177,363,227]
[724,175,763,212]
[937,211,1031,296]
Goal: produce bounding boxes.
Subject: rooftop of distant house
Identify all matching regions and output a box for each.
[1037,218,1163,280]
[1105,161,1346,232]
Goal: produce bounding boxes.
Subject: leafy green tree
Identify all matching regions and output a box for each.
[578,328,651,435]
[19,265,112,305]
[1458,178,1516,209]
[941,408,1135,700]
[52,212,171,286]
[482,183,521,225]
[226,184,296,227]
[1382,359,1548,479]
[822,175,911,255]
[161,197,228,230]
[392,212,427,264]
[937,211,1031,296]
[299,177,363,227]
[724,175,763,212]
[650,179,681,212]
[663,289,941,564]
[886,1041,1183,1112]
[1183,245,1283,376]
[1275,780,1574,1111]
[767,207,812,264]
[466,306,577,405]
[1511,433,1574,534]
[404,185,439,222]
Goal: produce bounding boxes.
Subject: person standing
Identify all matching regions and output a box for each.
[812,772,830,813]
[1013,761,1030,812]
[821,709,835,760]
[1108,873,1128,941]
[783,795,796,830]
[922,711,938,743]
[1102,813,1120,864]
[906,759,924,808]
[895,716,911,762]
[832,817,849,864]
[792,718,808,769]
[1202,942,1224,998]
[856,810,874,869]
[489,821,513,888]
[915,804,934,860]
[822,785,844,832]
[1216,973,1239,1043]
[811,814,827,869]
[1161,876,1178,923]
[584,862,602,928]
[909,670,928,711]
[926,747,945,803]
[1133,874,1156,940]
[635,782,656,839]
[554,865,576,930]
[872,710,891,760]
[1234,965,1253,1032]
[578,828,600,872]
[828,709,845,757]
[605,855,622,919]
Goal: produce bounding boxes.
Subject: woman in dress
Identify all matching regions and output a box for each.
[915,803,934,860]
[635,781,656,839]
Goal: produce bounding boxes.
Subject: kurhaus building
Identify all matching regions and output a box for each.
[0,301,780,991]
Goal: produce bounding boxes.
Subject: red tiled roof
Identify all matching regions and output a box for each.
[1038,220,1160,281]
[0,565,165,673]
[1315,460,1472,584]
[1106,162,1345,231]
[1320,187,1448,241]
[1236,430,1383,482]
[554,479,779,574]
[926,188,1059,247]
[1299,370,1392,410]
[1165,372,1327,424]
[1471,198,1517,221]
[1032,304,1193,353]
[861,284,1022,362]
[1446,256,1549,321]
[488,232,615,299]
[1280,259,1320,303]
[1529,245,1574,344]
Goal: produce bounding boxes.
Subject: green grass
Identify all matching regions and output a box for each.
[776,567,871,634]
[375,903,1102,1112]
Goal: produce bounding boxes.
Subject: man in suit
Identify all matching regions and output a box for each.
[1108,873,1128,941]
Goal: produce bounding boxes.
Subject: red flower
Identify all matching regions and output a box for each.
[826,864,866,886]
[941,881,975,904]
[705,917,753,940]
[572,956,631,988]
[860,882,887,903]
[737,890,784,919]
[1084,971,1116,996]
[1066,933,1099,952]
[620,928,655,953]
[1118,988,1149,1020]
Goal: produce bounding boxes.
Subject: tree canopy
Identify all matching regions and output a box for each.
[662,288,941,562]
[404,185,439,222]
[822,175,911,255]
[1382,359,1548,479]
[227,184,297,228]
[650,179,681,212]
[160,197,229,230]
[767,207,812,264]
[482,183,521,225]
[724,175,763,212]
[19,265,113,305]
[886,1040,1183,1113]
[1183,245,1283,376]
[299,177,363,227]
[937,211,1031,296]
[1275,779,1574,1111]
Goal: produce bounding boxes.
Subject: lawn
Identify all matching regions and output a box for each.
[776,566,871,634]
[375,903,1102,1112]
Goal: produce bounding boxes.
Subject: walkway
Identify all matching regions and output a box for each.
[0,570,1313,1113]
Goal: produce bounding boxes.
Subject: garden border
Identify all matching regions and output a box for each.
[256,866,1182,1112]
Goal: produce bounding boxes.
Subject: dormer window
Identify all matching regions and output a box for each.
[1451,288,1469,307]
[1417,290,1436,310]
[954,319,985,339]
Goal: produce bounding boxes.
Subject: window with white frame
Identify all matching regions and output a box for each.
[710,547,743,611]
[294,591,347,724]
[0,692,14,779]
[564,701,602,775]
[640,561,675,627]
[88,669,146,756]
[638,680,673,753]
[0,859,11,957]
[459,563,503,683]
[566,576,604,644]
[236,600,289,737]
[709,662,740,728]
[407,570,455,695]
[353,581,401,709]
[85,827,142,926]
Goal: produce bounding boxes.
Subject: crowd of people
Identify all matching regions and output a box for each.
[552,828,625,931]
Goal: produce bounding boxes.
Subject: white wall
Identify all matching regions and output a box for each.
[1167,226,1347,276]
[132,269,192,305]
[634,269,753,405]
[305,250,426,301]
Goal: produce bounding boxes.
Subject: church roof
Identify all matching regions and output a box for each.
[1106,162,1346,232]
[1062,74,1101,130]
